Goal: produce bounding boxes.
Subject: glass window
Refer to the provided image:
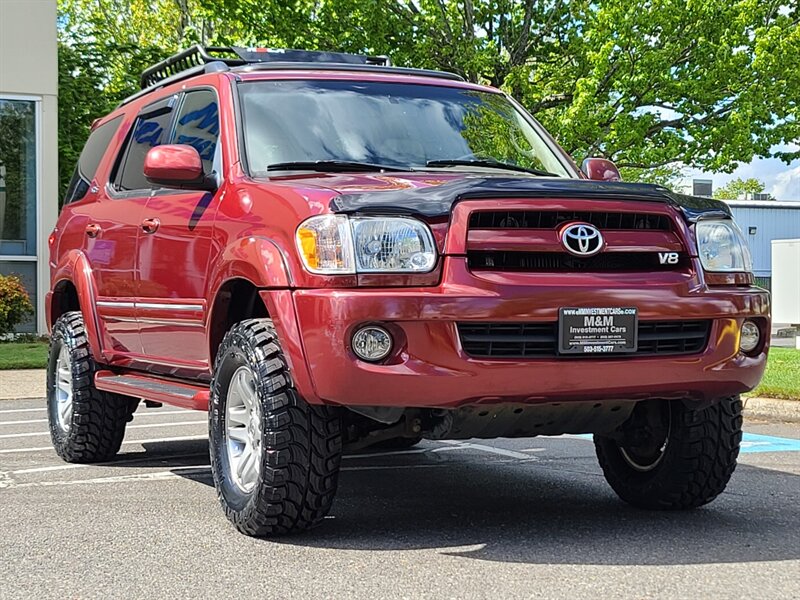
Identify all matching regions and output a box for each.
[171,89,219,174]
[64,115,122,204]
[238,80,570,178]
[0,261,36,332]
[116,98,175,191]
[0,99,36,255]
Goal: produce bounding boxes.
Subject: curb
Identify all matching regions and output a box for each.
[743,396,800,424]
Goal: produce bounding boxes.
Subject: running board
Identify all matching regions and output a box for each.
[94,370,209,410]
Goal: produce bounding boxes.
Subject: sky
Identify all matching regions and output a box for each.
[680,144,800,201]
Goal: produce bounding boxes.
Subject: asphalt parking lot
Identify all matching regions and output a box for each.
[1,397,799,599]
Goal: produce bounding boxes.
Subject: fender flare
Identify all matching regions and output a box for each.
[206,236,294,296]
[205,236,297,361]
[50,250,104,360]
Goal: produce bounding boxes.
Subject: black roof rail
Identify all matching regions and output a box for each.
[139,45,243,89]
[139,45,394,90]
[239,63,464,82]
[119,45,463,108]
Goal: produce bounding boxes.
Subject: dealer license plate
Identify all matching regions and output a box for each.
[558,307,638,355]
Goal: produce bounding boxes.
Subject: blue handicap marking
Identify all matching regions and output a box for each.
[739,432,800,454]
[569,432,800,453]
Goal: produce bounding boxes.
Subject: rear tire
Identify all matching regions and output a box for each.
[594,397,742,510]
[209,319,342,536]
[47,311,131,463]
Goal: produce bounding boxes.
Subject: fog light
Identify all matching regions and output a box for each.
[740,320,761,353]
[352,325,393,362]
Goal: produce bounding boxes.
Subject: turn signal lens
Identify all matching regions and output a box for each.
[296,215,355,274]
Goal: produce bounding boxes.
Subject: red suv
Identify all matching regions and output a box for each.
[47,46,769,536]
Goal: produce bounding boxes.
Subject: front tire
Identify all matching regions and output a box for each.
[594,397,742,510]
[209,319,342,536]
[47,312,131,463]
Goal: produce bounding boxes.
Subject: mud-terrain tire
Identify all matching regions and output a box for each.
[594,397,742,510]
[372,436,423,450]
[209,319,342,536]
[47,311,131,463]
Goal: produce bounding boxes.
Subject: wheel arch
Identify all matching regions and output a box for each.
[49,250,104,360]
[207,277,270,365]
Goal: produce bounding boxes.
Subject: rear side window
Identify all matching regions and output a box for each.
[63,116,122,204]
[115,95,177,191]
[172,89,219,174]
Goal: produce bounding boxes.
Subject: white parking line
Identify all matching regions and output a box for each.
[345,447,435,459]
[7,462,459,489]
[0,420,206,439]
[9,444,469,476]
[0,434,207,454]
[12,451,209,475]
[0,408,45,414]
[0,410,196,426]
[438,440,534,460]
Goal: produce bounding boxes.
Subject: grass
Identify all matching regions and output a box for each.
[751,347,800,400]
[0,340,50,370]
[0,340,797,400]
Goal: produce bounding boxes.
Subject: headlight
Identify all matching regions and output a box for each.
[350,217,436,272]
[296,215,437,274]
[695,220,753,273]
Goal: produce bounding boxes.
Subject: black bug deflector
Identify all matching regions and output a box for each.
[329,177,732,223]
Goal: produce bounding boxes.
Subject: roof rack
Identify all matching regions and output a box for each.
[121,45,464,108]
[139,46,242,89]
[139,45,393,89]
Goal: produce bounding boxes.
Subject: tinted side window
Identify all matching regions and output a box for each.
[64,115,122,204]
[172,89,220,174]
[116,98,176,191]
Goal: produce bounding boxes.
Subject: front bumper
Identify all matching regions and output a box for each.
[274,259,769,408]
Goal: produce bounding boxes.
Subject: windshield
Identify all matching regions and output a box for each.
[238,80,572,177]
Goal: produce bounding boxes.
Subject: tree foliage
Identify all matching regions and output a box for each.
[713,177,770,200]
[57,0,800,193]
[0,274,34,336]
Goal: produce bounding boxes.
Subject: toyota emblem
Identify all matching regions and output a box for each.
[560,222,604,257]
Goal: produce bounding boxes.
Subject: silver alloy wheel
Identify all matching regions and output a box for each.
[54,345,74,432]
[225,366,262,493]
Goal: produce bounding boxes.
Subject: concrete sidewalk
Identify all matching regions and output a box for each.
[0,369,45,400]
[0,368,798,422]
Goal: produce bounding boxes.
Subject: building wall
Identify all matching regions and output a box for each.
[0,0,58,333]
[727,201,800,279]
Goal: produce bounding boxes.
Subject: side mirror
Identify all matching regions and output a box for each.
[144,144,216,190]
[581,157,622,182]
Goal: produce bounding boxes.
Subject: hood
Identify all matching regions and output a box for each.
[289,172,731,222]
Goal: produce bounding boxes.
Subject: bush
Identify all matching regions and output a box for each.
[0,274,34,335]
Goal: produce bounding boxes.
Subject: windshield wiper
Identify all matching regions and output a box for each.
[266,160,412,173]
[426,159,556,177]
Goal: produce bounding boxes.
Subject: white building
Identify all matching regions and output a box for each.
[726,200,800,289]
[0,0,58,333]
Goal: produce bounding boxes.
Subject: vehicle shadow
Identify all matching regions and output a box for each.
[163,441,800,567]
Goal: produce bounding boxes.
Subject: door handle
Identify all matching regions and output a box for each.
[85,223,101,238]
[141,217,160,234]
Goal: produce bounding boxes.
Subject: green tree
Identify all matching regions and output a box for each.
[57,42,118,198]
[56,0,800,190]
[713,177,770,200]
